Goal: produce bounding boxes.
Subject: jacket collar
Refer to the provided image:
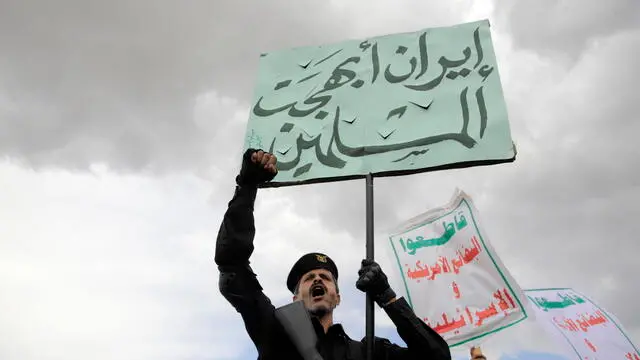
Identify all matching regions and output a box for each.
[311,317,351,340]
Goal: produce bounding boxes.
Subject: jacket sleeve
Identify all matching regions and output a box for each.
[214,185,282,354]
[368,297,452,360]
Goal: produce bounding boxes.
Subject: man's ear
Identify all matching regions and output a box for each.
[292,293,299,302]
[336,293,341,306]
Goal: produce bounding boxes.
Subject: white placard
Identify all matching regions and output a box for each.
[387,189,530,347]
[525,288,640,360]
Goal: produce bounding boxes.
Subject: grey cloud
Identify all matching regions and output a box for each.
[4,0,640,352]
[495,0,640,58]
[481,29,640,332]
[0,0,482,174]
[0,0,353,172]
[0,169,248,360]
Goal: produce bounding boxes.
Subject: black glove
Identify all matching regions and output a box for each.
[356,259,396,307]
[236,148,277,187]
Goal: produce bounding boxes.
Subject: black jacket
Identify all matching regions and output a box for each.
[215,185,452,360]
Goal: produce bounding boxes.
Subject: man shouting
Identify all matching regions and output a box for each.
[215,149,451,360]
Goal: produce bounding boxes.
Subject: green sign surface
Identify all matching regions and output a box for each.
[243,19,515,186]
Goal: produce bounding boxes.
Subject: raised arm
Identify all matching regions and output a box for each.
[214,149,281,354]
[380,297,452,360]
[356,259,452,360]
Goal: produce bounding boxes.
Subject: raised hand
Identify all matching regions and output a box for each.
[236,149,278,187]
[355,259,397,307]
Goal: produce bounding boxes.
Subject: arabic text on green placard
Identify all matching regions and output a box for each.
[244,19,515,186]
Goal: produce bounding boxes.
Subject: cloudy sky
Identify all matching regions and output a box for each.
[1,0,639,359]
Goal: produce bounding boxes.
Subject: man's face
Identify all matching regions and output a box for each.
[293,269,340,317]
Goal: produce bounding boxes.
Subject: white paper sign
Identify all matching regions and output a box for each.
[387,189,530,347]
[525,288,640,360]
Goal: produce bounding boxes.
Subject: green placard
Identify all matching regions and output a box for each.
[243,19,516,186]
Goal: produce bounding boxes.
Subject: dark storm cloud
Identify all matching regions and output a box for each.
[0,0,353,171]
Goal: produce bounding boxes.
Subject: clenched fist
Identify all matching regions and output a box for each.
[236,149,278,187]
[356,259,397,307]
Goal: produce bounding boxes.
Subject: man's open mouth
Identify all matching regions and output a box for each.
[310,285,326,298]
